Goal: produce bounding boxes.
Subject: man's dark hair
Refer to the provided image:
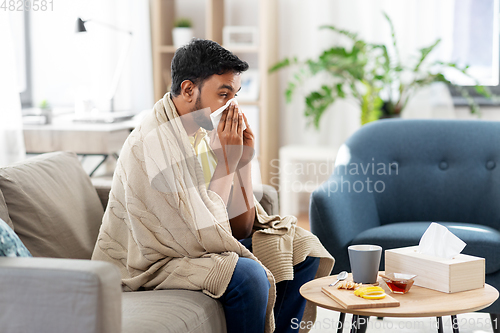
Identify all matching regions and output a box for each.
[170,39,249,97]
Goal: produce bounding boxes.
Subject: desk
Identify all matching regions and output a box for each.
[300,272,499,333]
[23,114,138,176]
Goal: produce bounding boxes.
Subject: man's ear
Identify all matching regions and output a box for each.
[180,80,196,102]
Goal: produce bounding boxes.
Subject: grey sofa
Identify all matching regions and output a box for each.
[310,119,500,319]
[0,151,279,333]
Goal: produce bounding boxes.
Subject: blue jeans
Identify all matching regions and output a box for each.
[219,238,320,333]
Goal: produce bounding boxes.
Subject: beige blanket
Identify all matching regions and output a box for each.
[92,93,335,332]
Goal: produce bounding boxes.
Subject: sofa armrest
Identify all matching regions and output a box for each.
[309,175,381,273]
[91,178,112,209]
[0,257,122,333]
[254,184,279,216]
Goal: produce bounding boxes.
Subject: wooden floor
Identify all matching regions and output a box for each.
[296,212,310,231]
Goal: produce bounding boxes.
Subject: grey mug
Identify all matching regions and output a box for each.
[348,244,382,284]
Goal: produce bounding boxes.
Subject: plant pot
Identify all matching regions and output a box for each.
[172,28,193,47]
[379,101,402,119]
[379,114,401,120]
[41,108,53,125]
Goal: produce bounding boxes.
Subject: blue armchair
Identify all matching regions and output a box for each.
[310,119,500,316]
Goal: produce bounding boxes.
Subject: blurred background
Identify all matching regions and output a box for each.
[2,0,499,219]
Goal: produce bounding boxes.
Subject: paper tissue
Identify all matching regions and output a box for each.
[210,98,246,132]
[418,222,466,259]
[385,223,485,293]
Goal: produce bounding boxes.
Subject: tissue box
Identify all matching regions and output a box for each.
[385,246,485,293]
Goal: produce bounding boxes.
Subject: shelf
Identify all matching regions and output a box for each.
[158,45,178,53]
[158,45,259,54]
[238,100,260,107]
[222,45,259,53]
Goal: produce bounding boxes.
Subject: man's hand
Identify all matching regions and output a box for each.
[208,102,255,239]
[208,101,244,206]
[210,102,244,174]
[238,110,256,168]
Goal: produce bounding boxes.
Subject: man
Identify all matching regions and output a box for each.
[92,39,334,333]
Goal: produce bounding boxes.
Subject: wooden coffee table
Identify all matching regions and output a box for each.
[300,272,499,333]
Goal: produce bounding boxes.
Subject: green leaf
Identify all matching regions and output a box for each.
[336,83,346,98]
[174,17,192,28]
[319,25,359,41]
[320,47,349,58]
[352,40,367,54]
[474,85,491,98]
[285,82,296,103]
[383,11,401,69]
[414,39,441,72]
[451,84,482,115]
[370,43,391,72]
[269,57,297,73]
[303,85,337,130]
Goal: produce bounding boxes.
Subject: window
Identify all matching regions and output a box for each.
[447,0,500,105]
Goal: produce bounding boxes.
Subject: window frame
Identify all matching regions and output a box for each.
[19,11,33,109]
[449,44,500,106]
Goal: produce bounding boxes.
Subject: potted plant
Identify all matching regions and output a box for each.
[39,99,53,125]
[172,18,193,48]
[270,13,493,129]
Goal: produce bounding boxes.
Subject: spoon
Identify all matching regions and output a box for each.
[329,271,348,287]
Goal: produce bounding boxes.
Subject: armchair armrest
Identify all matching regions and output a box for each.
[309,174,381,274]
[0,257,122,333]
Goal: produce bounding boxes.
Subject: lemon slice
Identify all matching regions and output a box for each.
[353,286,386,300]
[360,292,386,300]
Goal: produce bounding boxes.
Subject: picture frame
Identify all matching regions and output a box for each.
[223,26,258,48]
[237,69,259,102]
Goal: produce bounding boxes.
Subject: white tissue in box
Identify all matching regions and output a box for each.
[418,222,466,259]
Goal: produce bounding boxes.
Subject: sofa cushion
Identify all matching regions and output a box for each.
[0,189,13,229]
[0,152,104,259]
[122,290,226,333]
[0,218,31,257]
[352,222,500,274]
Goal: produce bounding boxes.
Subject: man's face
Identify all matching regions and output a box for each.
[191,72,242,130]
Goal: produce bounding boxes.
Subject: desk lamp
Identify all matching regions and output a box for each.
[75,17,133,114]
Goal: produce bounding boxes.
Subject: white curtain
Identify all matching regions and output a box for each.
[0,13,26,166]
[277,0,487,148]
